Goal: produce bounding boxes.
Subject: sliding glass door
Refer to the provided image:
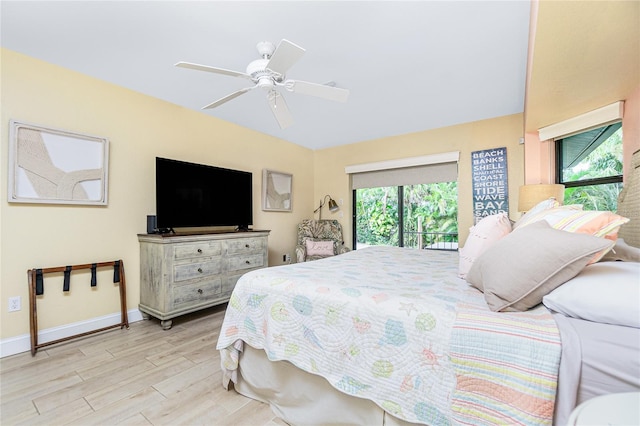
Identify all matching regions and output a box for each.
[353,182,458,249]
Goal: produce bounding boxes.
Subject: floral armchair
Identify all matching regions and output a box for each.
[295,219,350,262]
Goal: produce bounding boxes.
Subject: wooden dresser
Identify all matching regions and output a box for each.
[138,230,269,329]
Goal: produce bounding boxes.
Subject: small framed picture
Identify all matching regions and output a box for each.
[8,120,109,205]
[262,169,292,212]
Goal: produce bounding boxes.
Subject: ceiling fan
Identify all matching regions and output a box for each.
[175,39,350,129]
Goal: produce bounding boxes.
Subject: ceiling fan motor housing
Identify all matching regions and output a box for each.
[247,58,281,89]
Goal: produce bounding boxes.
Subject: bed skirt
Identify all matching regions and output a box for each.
[234,344,419,426]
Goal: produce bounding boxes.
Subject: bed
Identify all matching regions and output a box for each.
[216,152,640,426]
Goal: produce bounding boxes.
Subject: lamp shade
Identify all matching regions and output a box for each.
[328,198,339,212]
[314,195,340,219]
[518,184,565,212]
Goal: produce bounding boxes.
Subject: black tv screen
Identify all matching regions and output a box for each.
[155,157,253,230]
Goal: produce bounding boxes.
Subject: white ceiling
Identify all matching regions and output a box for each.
[1,1,531,150]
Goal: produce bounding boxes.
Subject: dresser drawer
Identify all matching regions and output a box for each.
[227,237,265,255]
[173,241,222,260]
[173,258,222,283]
[227,253,265,272]
[172,279,222,309]
[224,273,245,294]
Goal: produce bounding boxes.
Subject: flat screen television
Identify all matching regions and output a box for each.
[155,157,253,231]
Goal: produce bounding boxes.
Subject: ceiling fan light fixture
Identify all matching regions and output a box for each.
[256,41,276,59]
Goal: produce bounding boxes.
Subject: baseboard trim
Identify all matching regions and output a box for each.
[0,309,144,358]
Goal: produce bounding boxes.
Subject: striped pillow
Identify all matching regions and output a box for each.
[514,200,581,230]
[514,198,563,229]
[514,208,629,263]
[549,210,629,238]
[516,208,629,239]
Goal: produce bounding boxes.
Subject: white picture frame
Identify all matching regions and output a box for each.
[8,120,109,205]
[262,169,292,212]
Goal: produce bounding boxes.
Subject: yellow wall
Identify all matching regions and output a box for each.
[0,49,314,338]
[0,48,525,344]
[314,114,525,246]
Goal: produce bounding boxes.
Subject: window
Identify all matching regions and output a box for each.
[556,123,623,211]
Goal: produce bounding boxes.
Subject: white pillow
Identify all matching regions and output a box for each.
[458,213,512,279]
[543,262,640,328]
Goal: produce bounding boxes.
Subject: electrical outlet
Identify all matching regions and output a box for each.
[8,296,21,312]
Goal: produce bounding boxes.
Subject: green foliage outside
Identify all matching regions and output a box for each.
[355,129,622,248]
[355,182,458,247]
[563,129,623,211]
[356,186,399,246]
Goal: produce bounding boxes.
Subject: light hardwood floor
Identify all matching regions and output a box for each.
[0,305,287,426]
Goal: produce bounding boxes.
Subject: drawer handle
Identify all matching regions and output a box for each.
[197,289,203,294]
[197,249,203,254]
[245,260,251,264]
[197,268,203,273]
[245,244,250,248]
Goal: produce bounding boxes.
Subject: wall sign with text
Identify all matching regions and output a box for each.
[471,147,508,221]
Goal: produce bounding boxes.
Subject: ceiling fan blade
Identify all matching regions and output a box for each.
[285,80,350,103]
[202,87,254,109]
[266,39,305,76]
[267,91,294,129]
[175,61,251,80]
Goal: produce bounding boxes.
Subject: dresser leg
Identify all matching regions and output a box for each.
[141,312,151,320]
[161,319,173,330]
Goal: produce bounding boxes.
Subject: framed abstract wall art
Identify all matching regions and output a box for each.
[262,169,292,212]
[8,120,109,205]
